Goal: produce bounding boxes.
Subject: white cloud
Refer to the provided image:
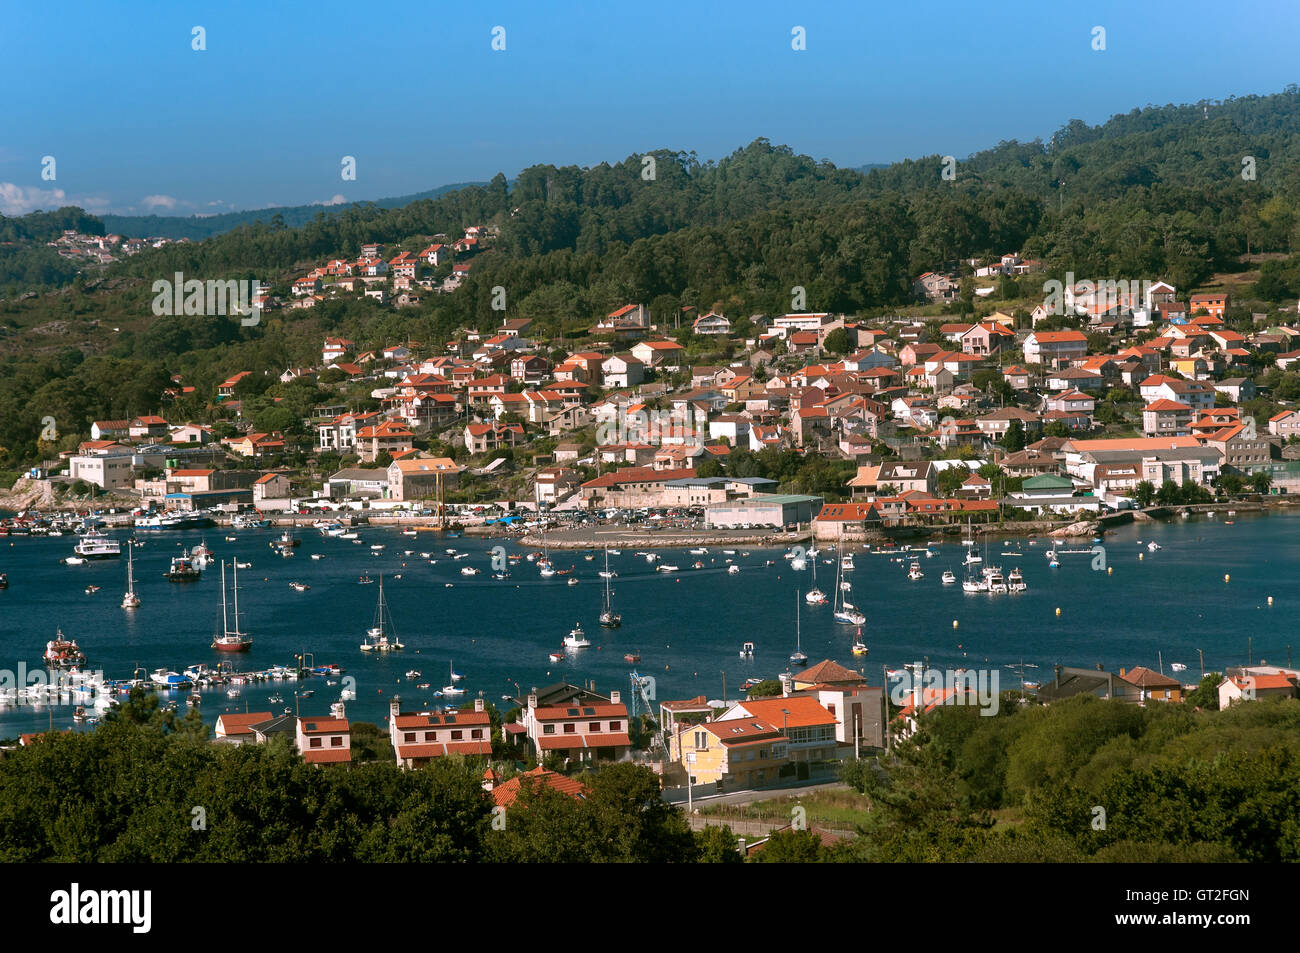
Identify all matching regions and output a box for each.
[0,183,111,215]
[141,194,180,210]
[0,182,69,215]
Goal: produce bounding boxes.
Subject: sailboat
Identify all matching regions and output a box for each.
[790,591,808,666]
[851,626,868,656]
[121,540,141,609]
[599,547,621,628]
[361,575,404,652]
[442,661,465,695]
[538,522,555,578]
[832,534,866,625]
[804,550,827,604]
[211,560,253,652]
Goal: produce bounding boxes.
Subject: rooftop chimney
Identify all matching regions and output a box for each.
[474,697,484,712]
[527,693,537,710]
[390,695,401,719]
[610,690,621,704]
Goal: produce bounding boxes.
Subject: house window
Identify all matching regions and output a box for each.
[694,731,708,750]
[563,723,575,734]
[589,722,601,732]
[331,737,343,747]
[609,721,621,731]
[405,732,415,743]
[543,724,555,734]
[309,737,322,748]
[471,729,483,739]
[451,730,462,740]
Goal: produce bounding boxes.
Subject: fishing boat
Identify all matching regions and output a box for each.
[44,629,87,669]
[277,530,299,548]
[599,548,621,628]
[190,540,214,570]
[120,541,141,609]
[739,641,755,659]
[167,550,201,581]
[624,650,641,663]
[790,592,808,666]
[548,651,565,662]
[941,569,956,585]
[212,561,253,652]
[564,624,590,649]
[360,576,404,652]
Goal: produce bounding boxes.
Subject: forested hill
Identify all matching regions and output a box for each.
[98,181,485,242]
[105,86,1300,304]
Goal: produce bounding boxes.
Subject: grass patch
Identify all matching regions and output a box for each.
[698,786,870,826]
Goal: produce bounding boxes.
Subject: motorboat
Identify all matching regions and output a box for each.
[1147,542,1162,551]
[739,641,754,659]
[548,651,564,663]
[568,577,579,586]
[942,570,956,585]
[624,651,640,663]
[987,568,1008,594]
[167,550,201,581]
[728,564,740,574]
[150,669,189,689]
[44,629,87,669]
[564,624,590,649]
[290,582,310,592]
[907,561,924,581]
[962,576,987,593]
[74,530,120,559]
[1008,568,1026,592]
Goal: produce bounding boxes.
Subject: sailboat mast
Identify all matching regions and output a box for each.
[221,561,229,634]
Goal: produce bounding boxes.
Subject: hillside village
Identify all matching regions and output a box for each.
[26,229,1300,535]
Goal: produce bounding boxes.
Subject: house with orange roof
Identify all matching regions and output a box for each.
[215,712,274,743]
[1023,330,1087,365]
[1269,409,1300,438]
[1117,666,1183,703]
[521,689,631,767]
[386,457,460,501]
[491,766,588,808]
[322,337,354,364]
[1142,399,1194,437]
[387,696,492,767]
[296,715,351,765]
[668,716,789,791]
[1218,669,1300,709]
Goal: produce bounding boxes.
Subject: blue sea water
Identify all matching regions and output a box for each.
[0,510,1295,738]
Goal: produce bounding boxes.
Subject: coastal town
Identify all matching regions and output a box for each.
[9,234,1300,537]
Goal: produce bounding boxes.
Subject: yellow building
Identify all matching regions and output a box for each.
[670,719,788,791]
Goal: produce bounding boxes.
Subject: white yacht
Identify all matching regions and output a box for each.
[564,624,590,649]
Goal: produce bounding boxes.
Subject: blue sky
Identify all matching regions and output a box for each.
[2,0,1296,216]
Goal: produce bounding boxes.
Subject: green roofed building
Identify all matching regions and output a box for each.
[705,493,823,529]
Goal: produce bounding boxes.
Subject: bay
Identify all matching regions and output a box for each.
[0,510,1293,739]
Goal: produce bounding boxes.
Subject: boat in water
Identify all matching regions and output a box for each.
[360,575,404,652]
[212,560,253,652]
[739,641,754,659]
[941,569,956,585]
[832,539,866,625]
[599,548,621,628]
[790,592,808,666]
[1008,568,1026,592]
[624,650,640,663]
[74,530,120,560]
[167,550,201,581]
[907,560,924,581]
[805,553,827,604]
[44,629,87,669]
[564,624,590,649]
[441,661,465,696]
[121,540,141,608]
